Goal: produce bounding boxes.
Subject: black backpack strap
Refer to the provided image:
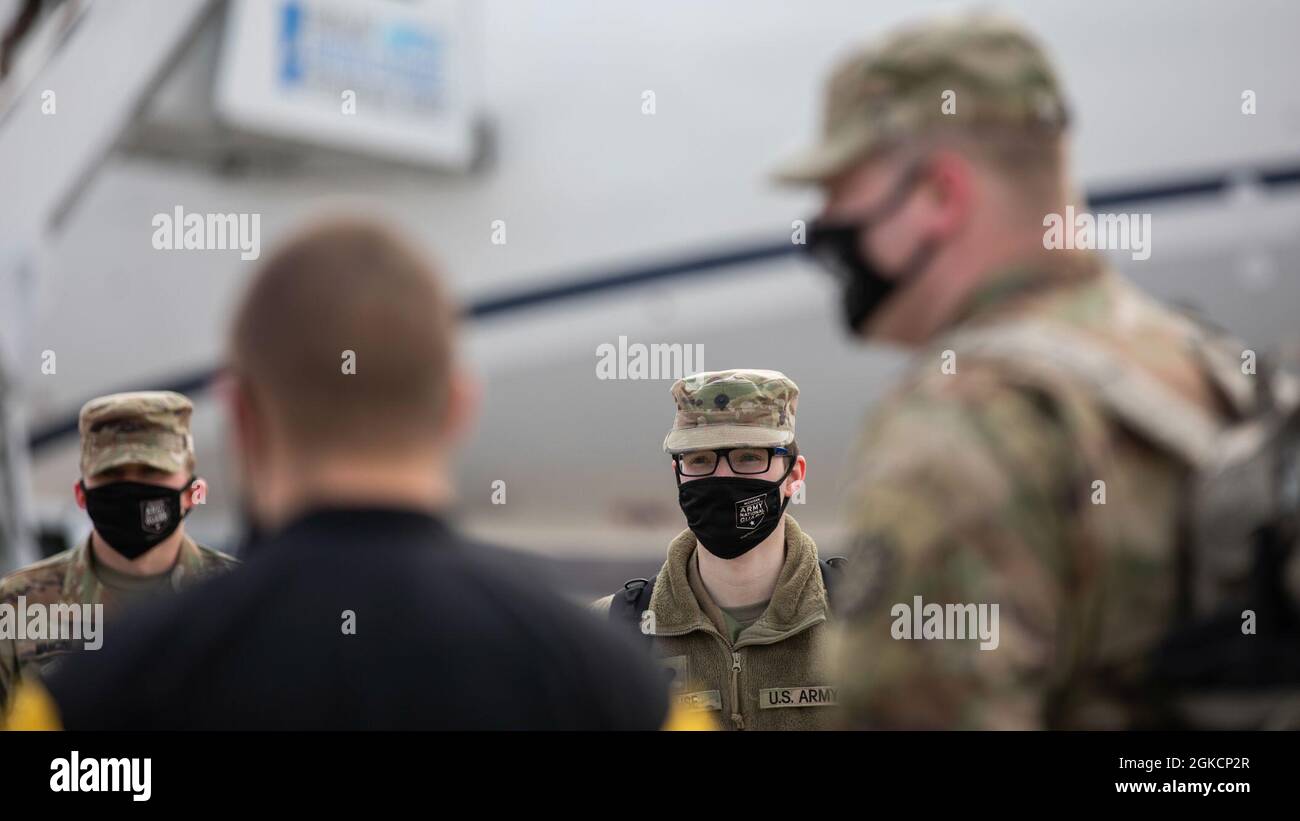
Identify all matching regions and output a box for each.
[819,556,847,612]
[608,577,656,639]
[1149,522,1300,690]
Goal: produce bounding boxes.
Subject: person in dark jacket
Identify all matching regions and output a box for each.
[21,217,670,730]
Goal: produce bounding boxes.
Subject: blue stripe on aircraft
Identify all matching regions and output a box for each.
[26,160,1300,450]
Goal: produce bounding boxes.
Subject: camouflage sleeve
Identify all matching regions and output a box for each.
[833,370,1088,729]
[0,583,18,710]
[193,543,241,577]
[0,634,15,710]
[2,677,62,730]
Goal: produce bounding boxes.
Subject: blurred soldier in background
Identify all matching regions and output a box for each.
[11,218,674,730]
[775,13,1300,728]
[0,391,236,710]
[594,369,845,730]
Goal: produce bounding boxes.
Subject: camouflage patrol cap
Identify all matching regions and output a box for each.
[772,12,1069,185]
[78,391,195,477]
[663,369,798,455]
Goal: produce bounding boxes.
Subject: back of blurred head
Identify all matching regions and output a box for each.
[225,217,475,530]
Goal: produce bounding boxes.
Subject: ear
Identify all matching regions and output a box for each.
[439,366,481,446]
[74,480,87,510]
[216,371,262,457]
[183,477,208,510]
[925,150,976,236]
[786,455,807,496]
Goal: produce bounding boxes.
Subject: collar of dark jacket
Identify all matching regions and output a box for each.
[648,515,828,643]
[67,533,205,602]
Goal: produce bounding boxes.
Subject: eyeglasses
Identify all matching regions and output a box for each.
[674,447,789,477]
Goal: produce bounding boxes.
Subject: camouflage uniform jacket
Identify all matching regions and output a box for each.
[833,250,1268,729]
[0,535,238,707]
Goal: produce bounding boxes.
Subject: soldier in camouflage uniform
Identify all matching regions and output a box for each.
[593,369,843,730]
[773,13,1294,728]
[0,391,237,709]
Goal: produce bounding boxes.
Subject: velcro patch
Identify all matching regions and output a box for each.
[675,689,722,712]
[759,686,838,708]
[658,655,688,695]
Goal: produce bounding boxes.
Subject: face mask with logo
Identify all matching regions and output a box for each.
[806,162,940,334]
[81,478,193,560]
[677,458,795,560]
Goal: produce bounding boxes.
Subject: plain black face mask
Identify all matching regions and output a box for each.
[677,460,795,560]
[81,478,193,560]
[806,163,940,334]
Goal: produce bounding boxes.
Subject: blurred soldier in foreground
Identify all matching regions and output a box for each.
[594,369,844,730]
[0,391,236,710]
[774,13,1300,728]
[12,218,673,730]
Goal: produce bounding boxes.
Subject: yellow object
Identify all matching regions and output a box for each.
[2,678,62,730]
[662,700,718,731]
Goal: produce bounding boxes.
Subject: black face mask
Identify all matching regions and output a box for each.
[81,478,193,560]
[677,459,795,560]
[806,162,940,334]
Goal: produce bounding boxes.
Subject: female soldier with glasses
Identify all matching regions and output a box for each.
[592,369,845,730]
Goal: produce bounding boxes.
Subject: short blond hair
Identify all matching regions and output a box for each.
[881,126,1069,212]
[229,218,458,457]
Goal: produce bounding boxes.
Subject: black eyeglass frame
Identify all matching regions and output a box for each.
[672,446,791,478]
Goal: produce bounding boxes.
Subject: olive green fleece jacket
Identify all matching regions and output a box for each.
[594,516,840,730]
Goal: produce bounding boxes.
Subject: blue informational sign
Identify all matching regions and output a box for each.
[216,0,477,168]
